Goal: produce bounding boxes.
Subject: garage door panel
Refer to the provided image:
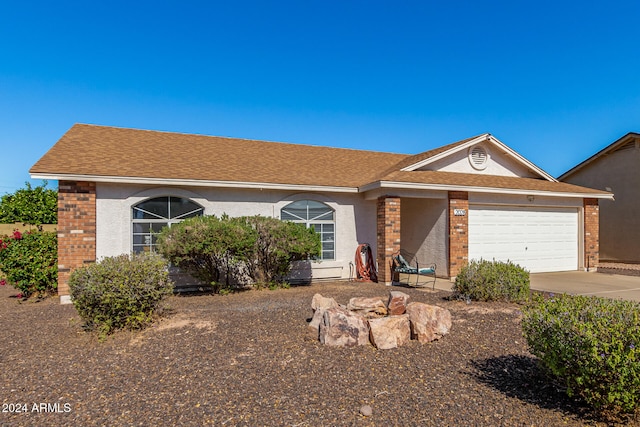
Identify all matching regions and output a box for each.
[469,206,578,273]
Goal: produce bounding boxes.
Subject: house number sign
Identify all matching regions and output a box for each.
[454,209,466,216]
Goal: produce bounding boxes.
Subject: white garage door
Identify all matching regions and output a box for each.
[468,205,579,273]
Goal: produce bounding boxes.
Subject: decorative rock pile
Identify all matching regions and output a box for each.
[308,291,452,349]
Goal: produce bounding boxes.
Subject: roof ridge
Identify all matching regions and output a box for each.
[70,123,409,156]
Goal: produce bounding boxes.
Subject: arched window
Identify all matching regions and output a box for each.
[132,196,203,253]
[281,200,335,260]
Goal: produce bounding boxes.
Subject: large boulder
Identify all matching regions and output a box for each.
[308,294,340,339]
[406,302,452,343]
[368,315,411,349]
[319,307,370,346]
[387,291,410,315]
[346,297,388,318]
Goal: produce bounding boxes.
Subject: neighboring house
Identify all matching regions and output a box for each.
[31,124,612,303]
[559,132,640,264]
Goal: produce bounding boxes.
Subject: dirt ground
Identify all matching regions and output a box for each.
[0,281,635,426]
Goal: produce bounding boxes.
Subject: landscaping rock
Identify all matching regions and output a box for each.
[406,302,452,343]
[307,308,325,340]
[368,314,411,349]
[346,296,388,318]
[319,307,370,346]
[311,293,338,312]
[360,405,373,417]
[387,290,409,315]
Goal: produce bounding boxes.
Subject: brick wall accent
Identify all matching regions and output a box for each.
[448,191,469,278]
[58,181,96,298]
[584,198,599,271]
[376,196,401,284]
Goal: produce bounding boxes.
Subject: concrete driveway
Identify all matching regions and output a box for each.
[529,271,640,302]
[432,271,640,302]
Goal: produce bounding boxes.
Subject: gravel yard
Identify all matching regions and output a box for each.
[0,281,631,426]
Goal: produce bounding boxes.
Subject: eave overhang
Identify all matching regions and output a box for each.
[360,180,614,200]
[30,173,360,194]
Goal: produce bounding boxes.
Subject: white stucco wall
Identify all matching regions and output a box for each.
[95,183,377,281]
[418,143,538,178]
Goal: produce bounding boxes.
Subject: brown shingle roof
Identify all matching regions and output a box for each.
[382,135,481,173]
[376,170,609,195]
[30,124,406,188]
[30,124,610,197]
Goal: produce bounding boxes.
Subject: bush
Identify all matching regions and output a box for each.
[68,253,173,337]
[522,294,640,418]
[157,215,257,293]
[0,230,57,298]
[242,216,321,287]
[452,259,530,302]
[157,215,321,292]
[0,181,57,224]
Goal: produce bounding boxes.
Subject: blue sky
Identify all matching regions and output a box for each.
[1,1,639,194]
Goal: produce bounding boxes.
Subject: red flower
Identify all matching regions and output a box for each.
[0,279,6,286]
[15,293,23,299]
[12,230,22,240]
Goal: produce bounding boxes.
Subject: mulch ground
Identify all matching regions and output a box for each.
[0,281,635,426]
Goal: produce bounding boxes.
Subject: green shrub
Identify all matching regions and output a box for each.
[242,215,321,287]
[522,294,640,417]
[0,181,57,224]
[157,215,321,292]
[157,215,257,293]
[452,259,530,302]
[0,230,57,298]
[68,253,173,337]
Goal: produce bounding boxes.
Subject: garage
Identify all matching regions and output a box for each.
[468,205,579,273]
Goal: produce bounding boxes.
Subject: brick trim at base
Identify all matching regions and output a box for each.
[57,181,96,300]
[584,198,599,271]
[448,191,468,278]
[376,196,401,284]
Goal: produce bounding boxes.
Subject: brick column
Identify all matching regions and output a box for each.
[58,181,96,303]
[448,191,469,278]
[584,198,599,271]
[376,196,401,284]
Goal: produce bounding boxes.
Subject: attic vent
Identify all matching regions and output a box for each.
[469,145,489,170]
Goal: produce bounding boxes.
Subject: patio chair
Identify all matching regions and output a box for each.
[392,249,437,289]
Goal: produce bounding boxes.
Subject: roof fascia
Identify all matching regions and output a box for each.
[360,180,614,200]
[558,132,640,180]
[400,134,489,171]
[401,134,557,182]
[30,173,359,193]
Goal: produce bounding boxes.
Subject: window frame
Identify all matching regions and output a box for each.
[131,196,204,253]
[281,200,336,261]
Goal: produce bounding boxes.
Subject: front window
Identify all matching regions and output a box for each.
[132,196,203,253]
[281,200,335,260]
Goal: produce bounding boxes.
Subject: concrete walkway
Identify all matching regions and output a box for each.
[429,271,640,302]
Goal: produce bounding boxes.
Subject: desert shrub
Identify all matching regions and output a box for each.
[452,259,530,302]
[156,215,257,293]
[68,253,173,337]
[522,294,640,418]
[0,230,57,298]
[241,215,321,287]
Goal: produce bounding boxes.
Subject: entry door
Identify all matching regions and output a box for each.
[468,205,579,273]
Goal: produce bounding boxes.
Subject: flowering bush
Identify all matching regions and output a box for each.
[68,253,173,338]
[452,259,530,302]
[522,293,640,418]
[0,230,57,298]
